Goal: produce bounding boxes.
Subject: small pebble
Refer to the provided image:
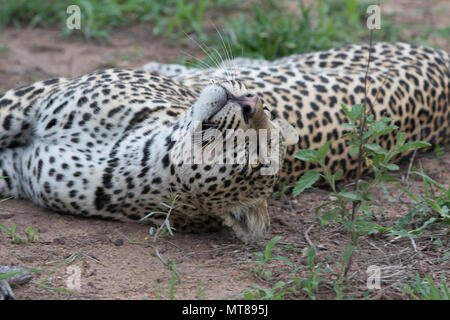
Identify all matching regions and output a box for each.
[113,238,124,246]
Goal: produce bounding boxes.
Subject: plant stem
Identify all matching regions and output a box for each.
[344,29,374,279]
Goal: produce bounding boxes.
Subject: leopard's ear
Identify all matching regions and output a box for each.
[274,118,298,146]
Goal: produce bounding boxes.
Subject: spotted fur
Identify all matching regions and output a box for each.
[143,42,450,187]
[0,42,449,243]
[0,68,297,243]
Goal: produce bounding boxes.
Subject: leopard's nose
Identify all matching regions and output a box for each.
[238,94,258,118]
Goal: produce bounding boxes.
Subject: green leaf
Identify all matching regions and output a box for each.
[242,291,255,300]
[333,169,344,181]
[377,174,398,183]
[397,211,414,229]
[320,208,339,224]
[388,229,418,238]
[365,143,388,155]
[342,219,355,232]
[307,246,316,269]
[380,181,397,202]
[318,141,331,161]
[398,141,431,153]
[392,184,419,202]
[342,244,356,265]
[169,265,176,300]
[294,149,319,163]
[395,132,406,148]
[341,104,351,119]
[265,235,282,262]
[354,221,381,235]
[342,104,364,122]
[350,104,364,121]
[382,163,400,171]
[0,224,11,234]
[415,217,437,232]
[293,171,321,196]
[411,170,446,192]
[164,219,174,236]
[0,269,25,281]
[139,211,166,222]
[349,146,359,158]
[342,123,357,130]
[254,251,265,263]
[340,191,364,201]
[152,277,162,300]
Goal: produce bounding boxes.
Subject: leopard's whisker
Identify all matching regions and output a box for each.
[180,50,213,70]
[212,23,236,81]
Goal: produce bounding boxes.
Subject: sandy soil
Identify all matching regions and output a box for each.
[0,4,449,300]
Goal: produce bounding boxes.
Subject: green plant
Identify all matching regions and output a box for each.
[294,246,329,299]
[26,226,39,242]
[238,280,296,300]
[141,193,184,240]
[243,236,333,300]
[199,0,410,63]
[163,0,210,39]
[0,268,27,281]
[388,168,449,242]
[152,263,177,300]
[253,236,291,281]
[241,247,331,300]
[412,169,449,221]
[0,223,39,244]
[293,100,432,278]
[197,283,206,300]
[401,275,449,300]
[1,0,159,39]
[0,223,26,244]
[0,0,224,40]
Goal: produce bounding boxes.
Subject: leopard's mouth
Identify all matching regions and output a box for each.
[204,88,258,126]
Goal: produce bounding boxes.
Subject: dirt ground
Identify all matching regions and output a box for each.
[0,2,449,300]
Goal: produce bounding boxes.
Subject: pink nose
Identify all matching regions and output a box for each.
[238,94,258,118]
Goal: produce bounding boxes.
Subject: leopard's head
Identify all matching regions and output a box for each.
[171,80,298,243]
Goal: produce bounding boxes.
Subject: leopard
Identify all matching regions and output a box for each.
[0,41,449,299]
[0,42,449,245]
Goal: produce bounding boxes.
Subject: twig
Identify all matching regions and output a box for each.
[304,224,315,248]
[150,244,169,266]
[409,237,418,252]
[367,240,391,264]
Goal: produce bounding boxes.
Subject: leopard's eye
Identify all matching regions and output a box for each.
[263,107,275,120]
